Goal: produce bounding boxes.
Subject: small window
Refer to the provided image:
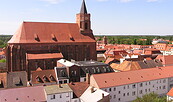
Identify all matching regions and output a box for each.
[114,88,116,91]
[60,95,62,98]
[123,93,125,96]
[163,86,166,89]
[105,89,107,92]
[59,81,63,84]
[51,95,55,100]
[118,98,121,101]
[140,83,143,87]
[114,95,116,98]
[139,90,143,94]
[132,84,136,88]
[118,91,121,94]
[127,93,129,96]
[132,91,136,96]
[145,89,147,92]
[109,88,112,91]
[64,80,67,83]
[149,82,151,85]
[163,79,166,83]
[123,86,125,89]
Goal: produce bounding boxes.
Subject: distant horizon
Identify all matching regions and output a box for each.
[1,33,173,36]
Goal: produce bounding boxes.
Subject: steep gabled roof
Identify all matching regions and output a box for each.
[8,22,95,44]
[80,0,88,14]
[31,69,57,84]
[68,82,89,98]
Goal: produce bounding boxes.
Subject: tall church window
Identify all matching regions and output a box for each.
[85,23,88,30]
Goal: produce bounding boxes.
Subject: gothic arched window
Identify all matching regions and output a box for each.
[85,23,88,30]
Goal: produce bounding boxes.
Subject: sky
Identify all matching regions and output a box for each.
[0,0,173,35]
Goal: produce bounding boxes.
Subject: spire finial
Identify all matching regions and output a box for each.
[80,0,88,14]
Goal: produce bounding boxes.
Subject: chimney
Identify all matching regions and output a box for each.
[102,93,104,98]
[70,81,74,85]
[86,73,90,84]
[91,87,94,93]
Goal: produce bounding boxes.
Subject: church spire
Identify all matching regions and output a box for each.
[80,0,87,14]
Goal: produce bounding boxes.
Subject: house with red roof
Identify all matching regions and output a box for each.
[90,66,173,102]
[156,55,173,66]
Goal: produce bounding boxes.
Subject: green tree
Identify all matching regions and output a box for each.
[133,93,169,102]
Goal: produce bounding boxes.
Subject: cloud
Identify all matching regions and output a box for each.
[146,0,159,2]
[119,0,134,3]
[40,0,64,4]
[96,0,109,1]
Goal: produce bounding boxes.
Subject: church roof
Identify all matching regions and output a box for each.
[27,53,63,60]
[80,0,88,14]
[8,22,95,44]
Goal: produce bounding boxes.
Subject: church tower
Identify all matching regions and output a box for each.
[76,0,93,35]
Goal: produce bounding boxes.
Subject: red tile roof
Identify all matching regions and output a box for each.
[110,61,141,71]
[8,22,95,44]
[0,86,46,102]
[167,88,173,96]
[92,66,173,88]
[105,58,116,64]
[68,82,89,98]
[27,53,63,60]
[31,69,57,84]
[156,55,173,66]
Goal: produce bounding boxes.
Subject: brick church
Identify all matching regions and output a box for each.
[6,0,96,76]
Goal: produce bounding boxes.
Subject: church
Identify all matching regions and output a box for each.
[6,0,96,76]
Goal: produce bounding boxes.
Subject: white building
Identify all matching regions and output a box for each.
[44,84,73,102]
[80,86,110,102]
[90,66,173,102]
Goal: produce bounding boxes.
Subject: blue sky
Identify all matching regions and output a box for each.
[0,0,173,35]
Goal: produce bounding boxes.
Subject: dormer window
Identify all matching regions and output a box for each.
[51,34,57,41]
[60,70,66,77]
[36,76,43,83]
[93,68,96,73]
[34,34,40,42]
[13,77,23,86]
[43,76,50,82]
[49,75,56,81]
[96,67,100,73]
[85,68,89,73]
[103,67,107,72]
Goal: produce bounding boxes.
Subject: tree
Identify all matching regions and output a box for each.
[132,93,169,102]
